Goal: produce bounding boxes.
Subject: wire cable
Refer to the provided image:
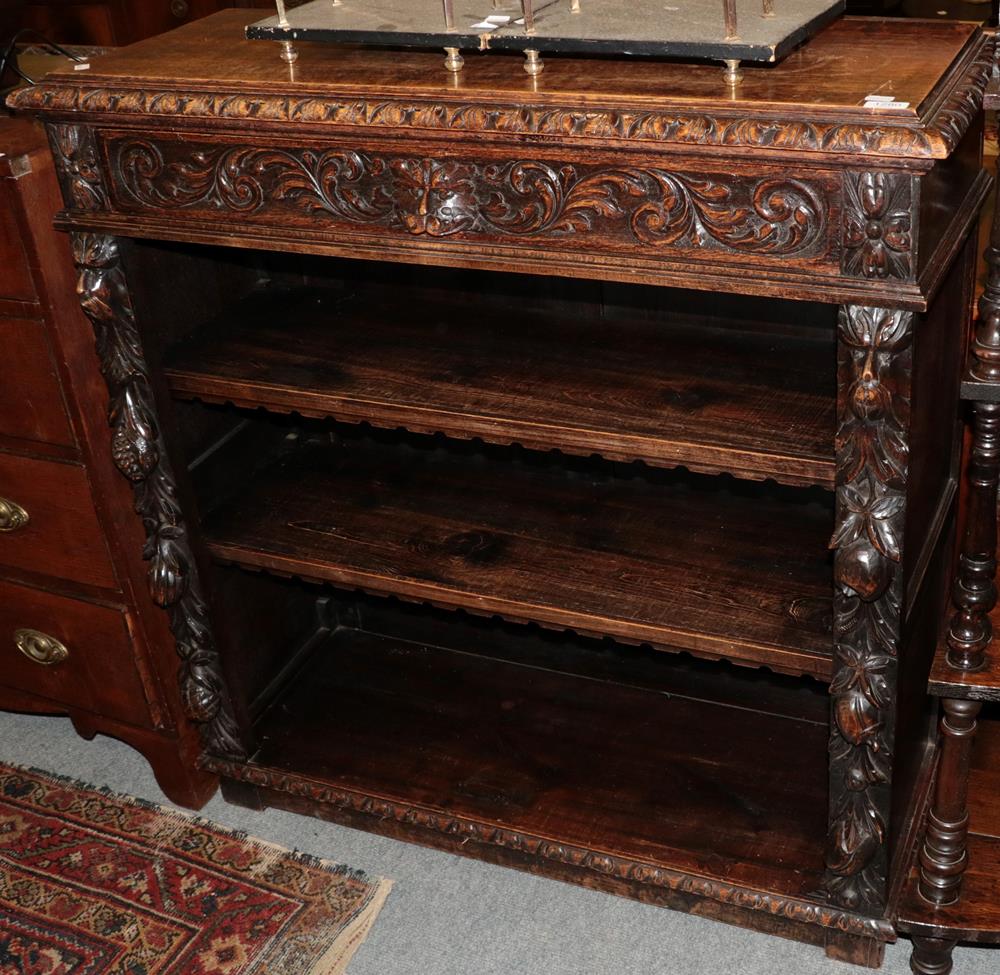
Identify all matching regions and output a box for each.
[1,27,85,88]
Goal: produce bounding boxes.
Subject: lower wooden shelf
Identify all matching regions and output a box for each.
[200,436,836,677]
[205,609,836,906]
[897,710,1000,946]
[928,606,1000,701]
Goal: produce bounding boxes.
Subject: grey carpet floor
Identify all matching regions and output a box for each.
[1,709,996,975]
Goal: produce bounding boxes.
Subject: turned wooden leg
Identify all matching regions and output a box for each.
[919,699,983,904]
[910,935,958,975]
[947,401,1000,670]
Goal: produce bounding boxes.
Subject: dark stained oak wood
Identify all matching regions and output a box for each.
[929,634,1000,702]
[239,622,832,900]
[8,17,993,311]
[7,9,991,960]
[899,716,1000,944]
[201,437,836,677]
[968,716,1000,842]
[165,286,837,487]
[9,14,981,145]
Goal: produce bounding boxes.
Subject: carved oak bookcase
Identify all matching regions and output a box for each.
[9,12,995,968]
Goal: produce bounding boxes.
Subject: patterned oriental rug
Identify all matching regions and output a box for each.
[0,763,391,974]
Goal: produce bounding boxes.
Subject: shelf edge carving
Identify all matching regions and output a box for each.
[71,231,245,761]
[200,754,891,941]
[824,304,913,912]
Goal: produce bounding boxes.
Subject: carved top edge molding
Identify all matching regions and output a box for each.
[7,33,993,161]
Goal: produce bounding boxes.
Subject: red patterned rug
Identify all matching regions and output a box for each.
[0,763,391,974]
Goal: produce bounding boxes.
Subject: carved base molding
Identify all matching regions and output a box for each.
[200,754,892,941]
[71,231,245,761]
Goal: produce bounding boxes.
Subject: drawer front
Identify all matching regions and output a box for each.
[0,316,75,448]
[0,182,36,304]
[0,579,152,727]
[97,132,844,280]
[0,452,117,590]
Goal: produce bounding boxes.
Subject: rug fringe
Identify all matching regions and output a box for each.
[307,876,394,975]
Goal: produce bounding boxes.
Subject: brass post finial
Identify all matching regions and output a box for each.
[522,0,536,35]
[724,0,738,39]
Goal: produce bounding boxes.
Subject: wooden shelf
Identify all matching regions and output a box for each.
[166,287,836,488]
[927,608,1000,702]
[202,438,836,677]
[214,619,831,903]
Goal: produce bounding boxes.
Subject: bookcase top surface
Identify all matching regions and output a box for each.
[8,13,990,161]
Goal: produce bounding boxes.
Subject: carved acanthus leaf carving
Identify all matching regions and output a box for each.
[110,139,826,257]
[932,35,997,156]
[71,231,244,761]
[842,172,914,280]
[824,304,912,912]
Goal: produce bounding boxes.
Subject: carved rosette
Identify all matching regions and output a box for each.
[842,172,914,280]
[71,231,245,761]
[110,139,827,257]
[47,124,108,210]
[824,304,912,911]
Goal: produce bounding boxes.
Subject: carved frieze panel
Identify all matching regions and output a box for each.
[101,136,833,262]
[824,304,913,912]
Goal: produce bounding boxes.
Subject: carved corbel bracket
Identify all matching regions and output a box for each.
[71,231,245,761]
[823,304,913,911]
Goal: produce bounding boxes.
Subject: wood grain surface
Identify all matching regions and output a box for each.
[203,436,836,676]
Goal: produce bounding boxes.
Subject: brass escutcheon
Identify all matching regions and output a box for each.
[14,628,69,666]
[0,497,29,532]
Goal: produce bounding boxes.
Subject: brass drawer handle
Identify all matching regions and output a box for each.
[14,628,69,666]
[0,497,29,532]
